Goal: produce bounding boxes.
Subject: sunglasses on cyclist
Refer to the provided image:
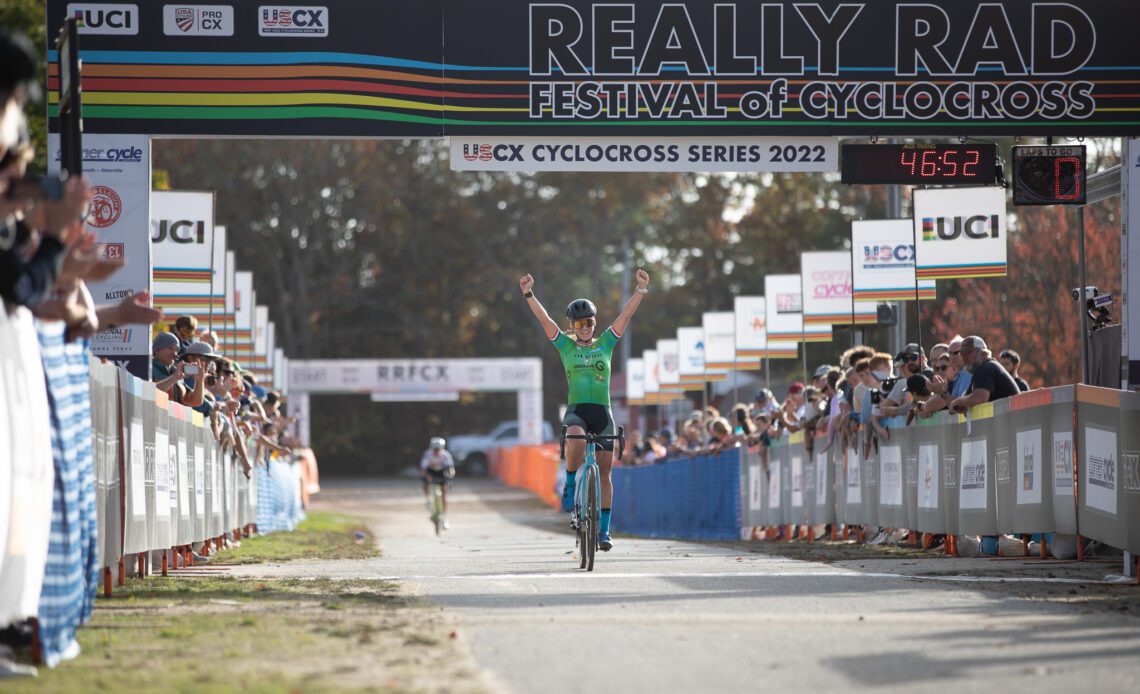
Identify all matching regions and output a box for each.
[902,353,921,362]
[938,364,952,371]
[571,318,596,330]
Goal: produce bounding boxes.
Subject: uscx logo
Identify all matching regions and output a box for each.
[462,144,493,162]
[921,215,1000,241]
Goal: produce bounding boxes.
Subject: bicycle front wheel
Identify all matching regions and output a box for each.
[584,465,599,571]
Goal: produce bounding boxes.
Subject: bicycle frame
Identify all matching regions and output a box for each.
[560,426,625,571]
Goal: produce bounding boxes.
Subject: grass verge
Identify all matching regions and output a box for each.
[6,512,487,694]
[209,510,379,564]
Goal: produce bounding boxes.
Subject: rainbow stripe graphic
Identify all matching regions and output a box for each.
[153,267,213,283]
[854,287,938,301]
[916,264,1006,280]
[922,218,936,241]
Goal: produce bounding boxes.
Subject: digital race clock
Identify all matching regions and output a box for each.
[840,144,997,185]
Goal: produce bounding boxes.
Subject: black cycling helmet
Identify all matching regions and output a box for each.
[565,299,597,320]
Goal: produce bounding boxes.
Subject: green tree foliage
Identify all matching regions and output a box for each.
[154,140,870,473]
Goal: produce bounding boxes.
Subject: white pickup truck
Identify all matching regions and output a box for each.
[448,420,555,476]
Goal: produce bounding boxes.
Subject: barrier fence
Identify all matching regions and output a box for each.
[88,359,307,589]
[493,385,1140,563]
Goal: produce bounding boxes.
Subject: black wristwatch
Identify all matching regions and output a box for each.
[522,291,534,299]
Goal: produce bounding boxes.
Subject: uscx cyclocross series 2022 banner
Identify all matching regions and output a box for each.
[48,1,1140,138]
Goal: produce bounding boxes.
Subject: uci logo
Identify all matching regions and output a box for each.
[152,220,206,244]
[921,215,1000,242]
[68,4,139,35]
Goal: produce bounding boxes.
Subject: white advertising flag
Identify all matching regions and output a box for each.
[913,187,1008,280]
[151,191,216,327]
[765,274,808,350]
[677,327,709,387]
[643,349,660,401]
[801,251,876,327]
[657,339,682,393]
[627,358,645,402]
[702,312,735,372]
[851,219,937,302]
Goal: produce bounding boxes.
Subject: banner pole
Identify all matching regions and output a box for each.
[1078,206,1089,385]
[911,189,923,351]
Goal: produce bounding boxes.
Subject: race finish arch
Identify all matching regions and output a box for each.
[286,359,544,446]
[43,1,1140,376]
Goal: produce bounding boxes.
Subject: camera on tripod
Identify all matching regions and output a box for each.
[1071,286,1114,331]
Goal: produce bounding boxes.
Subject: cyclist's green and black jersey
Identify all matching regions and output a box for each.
[551,327,621,450]
[551,326,620,405]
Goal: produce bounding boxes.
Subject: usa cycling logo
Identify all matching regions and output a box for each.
[175,8,194,31]
[88,186,123,228]
[462,144,494,162]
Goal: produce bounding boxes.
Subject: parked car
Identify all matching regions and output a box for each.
[448,420,555,476]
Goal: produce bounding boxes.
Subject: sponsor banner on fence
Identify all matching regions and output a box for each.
[801,250,876,326]
[702,312,735,372]
[913,187,1008,280]
[49,133,151,374]
[450,137,838,172]
[850,219,936,302]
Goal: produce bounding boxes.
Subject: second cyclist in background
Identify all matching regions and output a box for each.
[421,437,455,528]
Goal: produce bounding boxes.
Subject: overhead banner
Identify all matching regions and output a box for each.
[450,137,838,172]
[801,251,876,327]
[657,339,682,394]
[221,250,237,352]
[914,187,1008,280]
[151,191,215,331]
[851,219,937,302]
[677,327,712,387]
[288,358,543,394]
[48,1,1140,137]
[48,133,152,378]
[735,295,795,361]
[702,312,735,372]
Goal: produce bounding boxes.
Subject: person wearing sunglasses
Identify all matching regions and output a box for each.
[880,343,928,419]
[519,268,650,552]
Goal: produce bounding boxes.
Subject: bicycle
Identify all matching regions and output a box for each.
[428,477,449,536]
[560,425,625,571]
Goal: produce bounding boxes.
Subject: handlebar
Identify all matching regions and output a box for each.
[559,425,625,462]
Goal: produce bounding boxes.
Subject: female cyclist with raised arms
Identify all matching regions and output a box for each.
[519,268,650,551]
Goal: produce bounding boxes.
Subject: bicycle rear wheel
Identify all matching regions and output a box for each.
[584,465,599,571]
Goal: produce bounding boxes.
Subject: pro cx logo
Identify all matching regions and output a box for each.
[68,4,139,35]
[163,6,235,36]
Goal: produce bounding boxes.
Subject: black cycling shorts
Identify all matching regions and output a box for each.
[424,468,450,483]
[562,403,616,452]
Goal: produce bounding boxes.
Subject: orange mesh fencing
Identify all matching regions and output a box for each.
[494,444,561,509]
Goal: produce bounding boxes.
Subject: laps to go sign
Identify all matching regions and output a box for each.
[450,137,838,173]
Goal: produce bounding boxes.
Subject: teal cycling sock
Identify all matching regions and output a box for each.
[600,508,612,535]
[565,470,576,492]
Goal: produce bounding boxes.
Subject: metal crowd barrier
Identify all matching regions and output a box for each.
[89,360,301,591]
[737,385,1139,559]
